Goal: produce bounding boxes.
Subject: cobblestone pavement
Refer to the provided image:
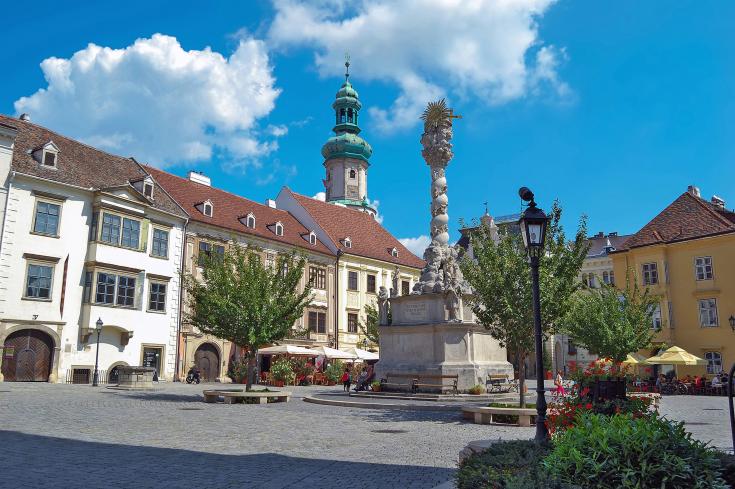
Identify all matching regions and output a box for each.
[0,383,730,489]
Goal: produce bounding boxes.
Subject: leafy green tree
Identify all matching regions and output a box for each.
[358,304,380,347]
[183,246,312,391]
[559,273,658,363]
[460,202,588,406]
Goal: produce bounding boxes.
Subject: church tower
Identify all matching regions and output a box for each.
[321,59,376,217]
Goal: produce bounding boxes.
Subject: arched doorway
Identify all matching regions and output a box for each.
[194,343,219,383]
[1,329,54,382]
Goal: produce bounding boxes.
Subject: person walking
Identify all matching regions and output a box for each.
[341,367,351,392]
[554,369,566,396]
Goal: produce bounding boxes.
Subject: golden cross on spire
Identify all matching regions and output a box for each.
[344,52,351,80]
[448,108,463,121]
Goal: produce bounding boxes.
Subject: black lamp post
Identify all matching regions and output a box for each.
[92,317,103,387]
[518,187,550,442]
[729,315,735,332]
[362,338,368,349]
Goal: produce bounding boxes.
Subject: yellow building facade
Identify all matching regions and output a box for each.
[611,186,735,377]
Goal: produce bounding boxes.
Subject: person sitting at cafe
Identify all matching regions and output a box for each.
[655,374,665,392]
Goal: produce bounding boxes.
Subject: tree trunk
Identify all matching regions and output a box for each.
[518,350,527,408]
[245,351,255,392]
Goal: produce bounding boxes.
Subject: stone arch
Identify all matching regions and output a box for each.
[194,342,221,383]
[0,323,62,382]
[107,361,130,384]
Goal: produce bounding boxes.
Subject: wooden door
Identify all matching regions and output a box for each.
[194,343,219,382]
[1,329,53,382]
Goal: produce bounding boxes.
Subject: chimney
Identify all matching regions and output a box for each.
[687,185,700,198]
[19,113,30,122]
[265,199,277,209]
[596,232,604,238]
[609,232,618,237]
[711,195,725,208]
[188,171,211,187]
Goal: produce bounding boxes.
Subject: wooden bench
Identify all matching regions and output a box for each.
[203,389,291,404]
[486,374,515,393]
[462,406,536,427]
[380,373,418,393]
[414,374,459,395]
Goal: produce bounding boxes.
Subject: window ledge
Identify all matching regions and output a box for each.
[149,254,169,260]
[95,241,145,253]
[21,296,52,302]
[146,309,167,315]
[29,231,60,239]
[90,303,137,310]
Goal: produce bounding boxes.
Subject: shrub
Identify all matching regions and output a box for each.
[543,413,728,489]
[270,357,295,384]
[227,359,248,383]
[324,360,344,384]
[290,358,315,384]
[456,440,577,489]
[468,384,485,395]
[715,451,735,488]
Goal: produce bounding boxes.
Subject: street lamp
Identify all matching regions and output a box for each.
[518,187,550,442]
[729,315,735,332]
[92,318,103,387]
[362,338,368,349]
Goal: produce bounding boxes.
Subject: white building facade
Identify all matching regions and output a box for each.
[0,115,187,383]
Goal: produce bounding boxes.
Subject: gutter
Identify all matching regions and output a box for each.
[173,219,189,381]
[0,171,14,256]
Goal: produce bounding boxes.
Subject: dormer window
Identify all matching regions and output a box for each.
[43,151,57,167]
[275,222,283,236]
[34,141,60,169]
[349,169,356,179]
[197,200,214,217]
[246,213,255,229]
[391,247,398,257]
[143,182,154,198]
[343,237,352,249]
[309,232,317,245]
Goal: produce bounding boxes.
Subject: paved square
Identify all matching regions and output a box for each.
[0,382,729,488]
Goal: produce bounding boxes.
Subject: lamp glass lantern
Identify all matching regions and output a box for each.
[519,205,549,257]
[95,318,103,332]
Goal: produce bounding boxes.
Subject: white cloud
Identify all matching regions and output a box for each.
[268,0,567,132]
[15,34,281,168]
[267,124,289,137]
[312,191,326,201]
[399,235,431,257]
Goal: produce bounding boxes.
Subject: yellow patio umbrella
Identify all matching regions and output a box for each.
[645,346,707,366]
[622,353,649,365]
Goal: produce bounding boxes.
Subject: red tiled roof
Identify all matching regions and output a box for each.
[286,189,425,269]
[146,167,334,256]
[618,191,735,250]
[0,114,185,217]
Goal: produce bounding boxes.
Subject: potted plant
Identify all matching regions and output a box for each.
[324,361,344,386]
[468,384,485,395]
[227,359,248,384]
[270,357,295,388]
[371,380,382,392]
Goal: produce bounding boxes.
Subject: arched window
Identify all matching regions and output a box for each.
[275,222,283,236]
[391,248,398,257]
[340,108,346,123]
[347,108,354,123]
[309,232,317,245]
[203,203,212,217]
[344,237,352,248]
[246,214,255,229]
[349,169,356,179]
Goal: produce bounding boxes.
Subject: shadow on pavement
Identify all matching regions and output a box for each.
[0,431,454,489]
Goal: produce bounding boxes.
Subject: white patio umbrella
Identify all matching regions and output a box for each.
[258,345,321,356]
[313,346,357,360]
[347,347,379,361]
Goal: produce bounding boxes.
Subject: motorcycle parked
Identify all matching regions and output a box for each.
[186,367,201,384]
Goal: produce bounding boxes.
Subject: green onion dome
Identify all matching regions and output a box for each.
[321,132,372,162]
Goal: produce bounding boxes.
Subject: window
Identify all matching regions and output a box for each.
[308,311,326,334]
[588,274,596,288]
[95,272,116,304]
[198,241,211,266]
[214,244,225,262]
[309,232,317,245]
[704,351,722,375]
[143,183,153,198]
[246,214,255,229]
[121,218,140,248]
[344,237,352,248]
[309,266,326,290]
[602,271,610,284]
[275,222,283,236]
[151,228,169,258]
[651,304,662,330]
[402,280,410,296]
[698,298,718,327]
[391,248,398,257]
[348,271,358,291]
[148,282,167,312]
[349,169,356,179]
[367,274,376,293]
[116,276,136,307]
[100,213,121,245]
[83,271,93,303]
[340,108,346,123]
[609,271,615,286]
[33,201,61,236]
[695,256,713,280]
[347,108,354,123]
[203,203,212,217]
[42,151,57,167]
[642,262,658,285]
[25,264,52,299]
[347,313,358,333]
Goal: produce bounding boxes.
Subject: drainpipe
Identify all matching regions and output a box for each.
[0,171,15,256]
[173,220,189,382]
[334,250,342,349]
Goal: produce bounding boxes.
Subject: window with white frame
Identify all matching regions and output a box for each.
[42,149,57,168]
[642,262,658,285]
[391,248,398,257]
[121,218,140,248]
[275,222,283,236]
[309,266,326,290]
[651,304,662,330]
[698,298,718,327]
[99,212,141,248]
[203,202,213,217]
[245,214,255,229]
[704,351,722,375]
[308,311,326,334]
[366,274,376,293]
[143,182,154,198]
[348,271,358,291]
[309,232,317,245]
[347,313,358,333]
[349,169,356,179]
[694,256,713,280]
[151,228,169,258]
[148,282,167,312]
[602,271,610,284]
[95,272,136,307]
[344,237,352,248]
[25,263,53,299]
[33,200,61,236]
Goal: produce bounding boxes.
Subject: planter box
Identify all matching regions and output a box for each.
[583,378,627,402]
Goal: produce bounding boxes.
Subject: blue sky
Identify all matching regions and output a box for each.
[2,1,734,255]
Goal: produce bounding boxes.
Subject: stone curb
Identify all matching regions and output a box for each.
[303,395,462,412]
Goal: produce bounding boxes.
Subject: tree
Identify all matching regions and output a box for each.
[358,304,380,348]
[460,202,588,406]
[183,245,312,391]
[559,273,658,363]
